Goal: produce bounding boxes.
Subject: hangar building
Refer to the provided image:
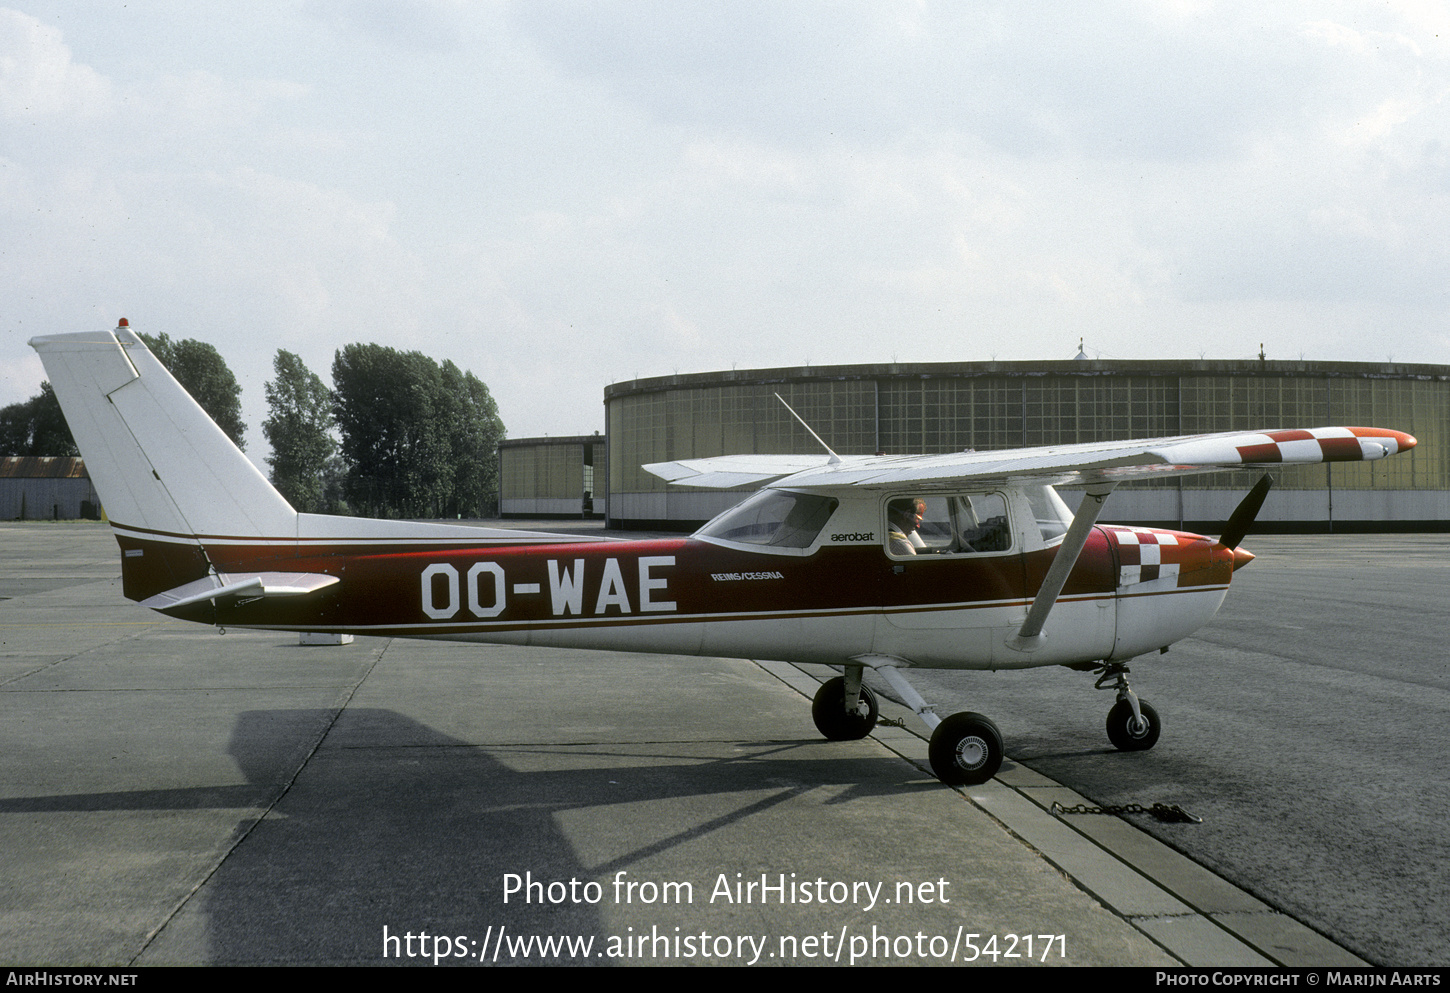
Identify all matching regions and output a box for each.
[601,359,1449,532]
[1,457,101,521]
[498,434,606,519]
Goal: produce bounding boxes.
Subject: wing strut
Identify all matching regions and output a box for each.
[1009,482,1116,652]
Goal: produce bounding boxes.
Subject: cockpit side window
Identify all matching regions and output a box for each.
[698,489,839,550]
[885,493,1011,558]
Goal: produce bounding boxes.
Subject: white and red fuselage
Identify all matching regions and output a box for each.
[114,497,1239,673]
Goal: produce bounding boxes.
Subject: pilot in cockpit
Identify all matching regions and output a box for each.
[887,498,928,555]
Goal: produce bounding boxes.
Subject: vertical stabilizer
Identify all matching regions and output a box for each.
[30,326,298,598]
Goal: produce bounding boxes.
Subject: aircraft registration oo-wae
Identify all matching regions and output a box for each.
[32,325,1418,785]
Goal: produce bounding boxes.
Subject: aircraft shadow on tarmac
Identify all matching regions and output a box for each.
[3,708,937,965]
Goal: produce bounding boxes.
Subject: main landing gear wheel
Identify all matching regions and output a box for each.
[928,712,1003,786]
[1106,699,1161,751]
[811,677,879,741]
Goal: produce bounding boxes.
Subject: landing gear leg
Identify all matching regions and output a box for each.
[1095,662,1161,751]
[867,658,1004,786]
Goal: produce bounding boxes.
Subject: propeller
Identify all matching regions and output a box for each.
[1220,473,1273,552]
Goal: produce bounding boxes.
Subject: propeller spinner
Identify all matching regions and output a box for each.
[1221,474,1273,569]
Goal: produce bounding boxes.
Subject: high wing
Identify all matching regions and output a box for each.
[642,453,858,489]
[646,424,1417,663]
[644,426,1417,491]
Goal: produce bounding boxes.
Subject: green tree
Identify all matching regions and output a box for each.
[263,350,338,514]
[331,344,504,519]
[332,344,444,518]
[140,332,247,448]
[0,382,78,457]
[439,360,504,517]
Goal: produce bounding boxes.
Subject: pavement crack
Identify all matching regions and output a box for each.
[125,638,390,966]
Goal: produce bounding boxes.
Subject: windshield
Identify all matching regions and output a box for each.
[698,490,839,549]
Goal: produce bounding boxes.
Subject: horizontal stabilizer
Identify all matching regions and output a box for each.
[141,572,340,611]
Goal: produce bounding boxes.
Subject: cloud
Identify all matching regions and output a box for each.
[4,1,1449,450]
[510,2,1346,161]
[0,7,110,119]
[304,0,467,53]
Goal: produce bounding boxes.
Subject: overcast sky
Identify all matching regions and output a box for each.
[3,1,1447,456]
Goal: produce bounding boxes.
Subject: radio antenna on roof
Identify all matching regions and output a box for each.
[774,392,841,465]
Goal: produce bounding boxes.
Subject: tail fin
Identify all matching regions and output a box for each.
[30,325,297,600]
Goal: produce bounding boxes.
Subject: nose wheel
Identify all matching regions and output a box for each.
[1096,662,1161,751]
[1106,698,1160,750]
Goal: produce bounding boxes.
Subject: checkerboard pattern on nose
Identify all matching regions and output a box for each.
[1105,526,1181,587]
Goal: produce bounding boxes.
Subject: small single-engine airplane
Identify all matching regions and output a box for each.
[31,325,1417,785]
